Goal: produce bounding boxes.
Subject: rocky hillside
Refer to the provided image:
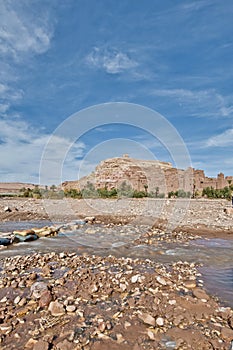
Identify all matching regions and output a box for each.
[62,154,177,194]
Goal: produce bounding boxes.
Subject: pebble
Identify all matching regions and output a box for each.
[0,297,7,303]
[0,324,12,334]
[48,300,65,316]
[192,288,209,301]
[66,305,76,312]
[131,274,139,283]
[14,296,21,305]
[0,249,231,350]
[156,276,167,286]
[156,317,164,326]
[39,290,52,308]
[138,312,156,326]
[183,280,196,289]
[147,329,157,340]
[18,297,27,307]
[31,282,48,299]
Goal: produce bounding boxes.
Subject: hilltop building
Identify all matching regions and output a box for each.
[62,155,233,196]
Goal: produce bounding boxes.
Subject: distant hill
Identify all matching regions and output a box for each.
[0,182,43,194]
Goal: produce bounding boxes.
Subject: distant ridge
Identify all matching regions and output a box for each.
[0,182,43,194]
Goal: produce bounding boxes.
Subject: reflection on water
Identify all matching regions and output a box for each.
[0,221,232,307]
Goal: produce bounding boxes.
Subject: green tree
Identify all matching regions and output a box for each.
[144,184,148,194]
[50,184,57,192]
[32,185,42,199]
[81,182,97,198]
[118,181,133,197]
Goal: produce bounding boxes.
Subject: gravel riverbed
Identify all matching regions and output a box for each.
[0,253,232,350]
[0,198,232,349]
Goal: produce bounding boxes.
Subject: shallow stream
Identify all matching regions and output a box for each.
[0,220,232,308]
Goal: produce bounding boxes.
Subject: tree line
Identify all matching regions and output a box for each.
[8,182,233,200]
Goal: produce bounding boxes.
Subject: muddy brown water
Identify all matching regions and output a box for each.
[0,221,232,308]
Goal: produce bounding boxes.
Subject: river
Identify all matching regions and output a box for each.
[0,220,232,308]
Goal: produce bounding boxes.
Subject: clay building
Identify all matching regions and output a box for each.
[62,155,232,197]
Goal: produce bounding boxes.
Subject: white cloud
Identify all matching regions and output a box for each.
[86,47,138,74]
[0,1,53,59]
[0,117,86,184]
[0,2,54,116]
[0,103,10,113]
[0,83,9,94]
[205,128,233,147]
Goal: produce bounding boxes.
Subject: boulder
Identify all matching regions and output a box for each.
[0,235,14,246]
[13,229,35,237]
[14,233,38,243]
[32,226,58,237]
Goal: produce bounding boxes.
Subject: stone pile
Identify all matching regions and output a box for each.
[0,252,232,349]
[133,228,201,251]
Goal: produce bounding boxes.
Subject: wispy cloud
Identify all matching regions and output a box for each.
[0,1,53,59]
[0,103,10,113]
[0,1,54,117]
[152,88,233,118]
[86,47,138,74]
[205,128,233,147]
[180,0,213,13]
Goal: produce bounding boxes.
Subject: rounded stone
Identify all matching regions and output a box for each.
[48,300,65,316]
[156,317,164,326]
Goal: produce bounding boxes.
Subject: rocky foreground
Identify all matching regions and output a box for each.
[0,198,232,349]
[0,252,232,350]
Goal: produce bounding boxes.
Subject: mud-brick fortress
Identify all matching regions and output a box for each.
[62,155,233,196]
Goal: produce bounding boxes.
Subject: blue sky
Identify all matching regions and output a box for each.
[0,0,233,184]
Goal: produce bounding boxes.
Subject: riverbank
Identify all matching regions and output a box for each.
[0,198,233,239]
[0,252,232,350]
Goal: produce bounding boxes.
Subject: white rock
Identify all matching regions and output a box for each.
[0,297,7,303]
[156,276,167,286]
[14,296,21,305]
[131,275,139,283]
[147,330,156,340]
[156,317,164,326]
[120,283,127,291]
[66,305,76,312]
